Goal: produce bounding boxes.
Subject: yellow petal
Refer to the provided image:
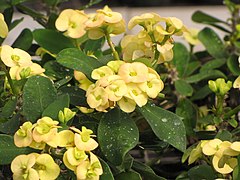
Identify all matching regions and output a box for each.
[0,13,8,38]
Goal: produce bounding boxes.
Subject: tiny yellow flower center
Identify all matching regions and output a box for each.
[100,73,105,77]
[96,95,101,101]
[147,81,153,88]
[37,124,50,134]
[69,21,77,29]
[11,55,20,62]
[16,129,27,137]
[132,89,138,96]
[129,71,137,76]
[35,164,46,170]
[74,148,86,160]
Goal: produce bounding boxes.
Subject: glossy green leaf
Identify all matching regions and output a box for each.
[176,98,197,136]
[115,171,141,180]
[200,58,226,72]
[198,28,228,59]
[138,103,186,152]
[33,29,75,54]
[98,108,139,165]
[192,10,226,24]
[42,94,69,120]
[188,164,216,180]
[84,37,105,52]
[23,76,57,122]
[174,79,193,97]
[0,114,21,134]
[58,86,87,106]
[0,97,17,122]
[233,155,240,180]
[56,48,102,79]
[215,130,232,141]
[0,1,11,11]
[132,161,166,180]
[172,43,190,77]
[0,134,36,165]
[185,70,226,83]
[99,158,114,180]
[12,28,33,50]
[227,55,240,76]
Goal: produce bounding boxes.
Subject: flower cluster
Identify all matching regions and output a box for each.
[0,45,45,80]
[75,61,164,113]
[55,6,125,39]
[12,110,102,179]
[121,13,187,64]
[188,139,240,175]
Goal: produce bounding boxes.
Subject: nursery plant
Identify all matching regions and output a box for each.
[0,0,240,179]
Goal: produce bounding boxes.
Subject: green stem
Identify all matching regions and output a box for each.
[216,95,224,117]
[223,104,240,120]
[0,61,17,95]
[105,33,120,60]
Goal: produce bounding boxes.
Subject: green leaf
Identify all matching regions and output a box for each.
[233,155,240,180]
[115,171,141,180]
[198,28,228,59]
[33,29,75,54]
[84,37,105,52]
[176,98,197,136]
[133,58,152,67]
[132,161,166,180]
[23,76,57,122]
[58,86,87,106]
[0,97,17,121]
[98,108,139,165]
[215,130,232,141]
[184,61,201,76]
[192,10,226,24]
[43,0,59,6]
[227,55,240,76]
[191,85,212,101]
[200,58,227,72]
[188,164,216,180]
[42,94,69,120]
[56,48,102,79]
[138,103,186,152]
[12,28,33,50]
[0,114,21,134]
[0,134,36,165]
[185,70,227,83]
[0,1,11,11]
[172,43,190,77]
[174,79,193,97]
[11,0,31,5]
[100,158,114,180]
[9,17,24,31]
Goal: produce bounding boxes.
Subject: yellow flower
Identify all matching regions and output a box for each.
[188,141,207,165]
[233,76,240,88]
[138,68,164,98]
[107,60,125,73]
[76,152,103,180]
[55,9,88,38]
[77,106,94,114]
[32,117,59,144]
[0,13,8,38]
[63,147,88,170]
[156,41,174,63]
[34,153,60,180]
[58,108,76,124]
[105,77,128,101]
[11,154,39,180]
[212,155,237,174]
[117,96,136,113]
[74,71,93,91]
[86,85,108,109]
[97,5,122,24]
[128,13,161,30]
[91,66,114,80]
[57,130,75,147]
[202,138,223,156]
[85,13,105,28]
[183,28,201,45]
[14,122,34,147]
[160,17,185,36]
[29,140,46,150]
[0,45,32,67]
[72,126,98,151]
[118,62,149,83]
[9,63,45,80]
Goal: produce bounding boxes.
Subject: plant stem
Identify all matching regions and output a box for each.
[0,62,17,95]
[224,104,240,120]
[216,95,224,117]
[105,33,120,60]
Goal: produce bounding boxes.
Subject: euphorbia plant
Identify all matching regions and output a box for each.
[0,0,240,179]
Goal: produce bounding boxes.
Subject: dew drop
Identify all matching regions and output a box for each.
[162,118,168,122]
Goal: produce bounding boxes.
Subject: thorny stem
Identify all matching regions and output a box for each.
[105,33,120,60]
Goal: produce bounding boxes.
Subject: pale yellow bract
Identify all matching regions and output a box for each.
[0,13,8,38]
[14,122,34,147]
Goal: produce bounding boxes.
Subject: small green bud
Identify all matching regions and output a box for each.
[208,78,232,96]
[63,108,76,122]
[58,110,65,123]
[208,80,218,93]
[20,67,31,79]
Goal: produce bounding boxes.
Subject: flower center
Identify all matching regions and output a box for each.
[11,55,20,62]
